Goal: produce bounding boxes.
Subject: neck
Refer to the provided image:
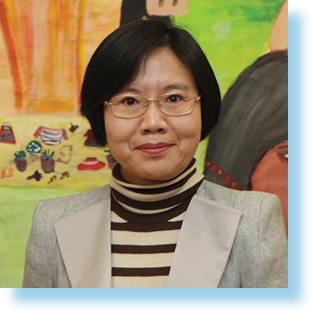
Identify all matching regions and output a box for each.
[112,159,197,188]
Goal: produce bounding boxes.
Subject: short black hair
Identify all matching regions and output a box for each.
[80,18,221,146]
[204,51,288,190]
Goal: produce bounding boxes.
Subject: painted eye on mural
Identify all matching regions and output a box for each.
[276,146,288,161]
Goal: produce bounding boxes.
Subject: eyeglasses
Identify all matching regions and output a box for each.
[104,93,201,118]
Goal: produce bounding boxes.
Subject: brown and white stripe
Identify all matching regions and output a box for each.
[109,159,204,288]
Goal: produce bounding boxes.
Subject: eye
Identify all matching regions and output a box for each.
[169,95,179,102]
[125,97,136,105]
[277,148,288,161]
[166,94,183,103]
[120,97,139,106]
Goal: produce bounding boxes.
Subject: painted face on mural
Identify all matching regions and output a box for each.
[251,140,288,233]
[104,48,202,185]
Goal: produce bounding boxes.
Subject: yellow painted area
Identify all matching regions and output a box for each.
[0,114,206,190]
[30,98,79,115]
[0,115,112,190]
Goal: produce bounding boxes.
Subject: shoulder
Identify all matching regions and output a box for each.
[197,181,287,287]
[32,185,111,225]
[196,180,285,238]
[197,179,281,214]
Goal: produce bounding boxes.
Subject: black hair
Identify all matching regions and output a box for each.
[204,51,288,190]
[80,18,221,146]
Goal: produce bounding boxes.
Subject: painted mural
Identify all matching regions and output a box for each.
[0,0,193,190]
[204,0,288,235]
[0,0,287,287]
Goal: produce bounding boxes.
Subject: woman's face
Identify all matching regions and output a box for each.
[251,140,288,234]
[104,48,201,185]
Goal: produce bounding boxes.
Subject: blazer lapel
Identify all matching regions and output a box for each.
[167,195,242,288]
[53,192,241,288]
[54,198,111,288]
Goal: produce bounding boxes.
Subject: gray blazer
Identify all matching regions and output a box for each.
[22,180,288,288]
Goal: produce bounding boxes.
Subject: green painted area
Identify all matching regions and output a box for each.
[0,0,284,287]
[0,185,84,287]
[174,0,283,95]
[175,0,283,170]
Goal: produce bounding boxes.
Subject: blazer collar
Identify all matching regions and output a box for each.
[54,198,111,288]
[166,195,242,287]
[54,195,241,288]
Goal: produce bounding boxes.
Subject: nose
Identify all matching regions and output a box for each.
[139,100,168,134]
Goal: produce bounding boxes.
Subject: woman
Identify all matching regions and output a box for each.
[23,19,287,288]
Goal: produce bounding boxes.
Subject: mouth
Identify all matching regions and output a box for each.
[136,142,173,155]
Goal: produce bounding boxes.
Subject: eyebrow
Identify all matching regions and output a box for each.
[162,83,190,92]
[277,145,288,149]
[119,87,141,94]
[120,83,191,95]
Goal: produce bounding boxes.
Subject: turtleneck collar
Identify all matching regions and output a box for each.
[108,159,204,215]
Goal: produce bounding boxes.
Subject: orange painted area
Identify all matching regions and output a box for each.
[270,0,288,52]
[18,0,35,110]
[76,0,87,104]
[32,0,87,114]
[0,0,119,115]
[0,0,23,111]
[1,0,88,114]
[46,0,58,100]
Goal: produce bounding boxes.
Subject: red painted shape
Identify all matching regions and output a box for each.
[77,157,106,171]
[0,125,16,144]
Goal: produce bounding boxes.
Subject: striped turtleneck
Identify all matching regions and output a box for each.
[108,159,204,288]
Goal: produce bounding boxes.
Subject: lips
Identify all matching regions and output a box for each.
[137,142,173,155]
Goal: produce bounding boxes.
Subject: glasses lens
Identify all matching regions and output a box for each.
[159,93,195,115]
[110,95,146,117]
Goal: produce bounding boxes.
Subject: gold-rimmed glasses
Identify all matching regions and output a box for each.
[104,93,201,118]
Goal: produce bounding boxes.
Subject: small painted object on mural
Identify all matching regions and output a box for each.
[47,172,69,184]
[1,168,14,179]
[56,145,73,164]
[77,157,106,171]
[14,150,27,172]
[0,125,16,144]
[204,161,239,190]
[147,0,187,15]
[60,171,70,179]
[83,129,102,147]
[69,123,79,133]
[27,170,43,181]
[104,150,117,170]
[34,126,68,145]
[159,0,165,8]
[26,140,42,156]
[41,149,55,174]
[48,175,57,184]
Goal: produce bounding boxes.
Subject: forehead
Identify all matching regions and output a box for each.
[128,48,197,91]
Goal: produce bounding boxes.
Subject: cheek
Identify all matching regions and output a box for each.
[172,109,202,143]
[168,120,201,161]
[104,113,135,154]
